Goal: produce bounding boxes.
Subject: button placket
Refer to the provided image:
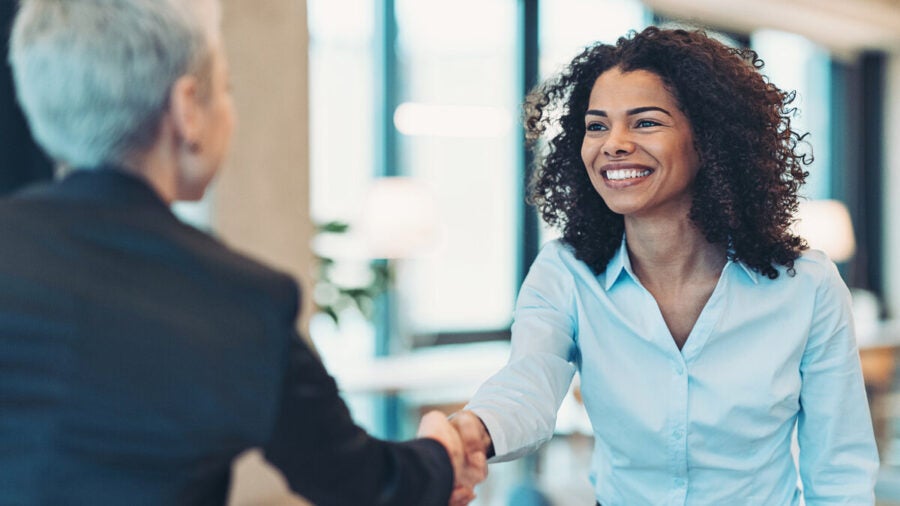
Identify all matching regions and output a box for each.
[669,358,689,504]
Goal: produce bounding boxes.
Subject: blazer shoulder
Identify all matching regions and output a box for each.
[176,226,302,316]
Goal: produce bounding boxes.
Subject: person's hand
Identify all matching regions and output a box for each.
[417,411,476,503]
[448,410,493,458]
[447,449,486,506]
[447,410,492,506]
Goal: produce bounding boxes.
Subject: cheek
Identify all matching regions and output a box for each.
[582,139,607,183]
[682,144,700,177]
[581,137,598,167]
[582,146,605,189]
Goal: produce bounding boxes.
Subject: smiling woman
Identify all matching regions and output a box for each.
[450,26,880,505]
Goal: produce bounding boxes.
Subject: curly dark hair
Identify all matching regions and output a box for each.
[526,26,810,279]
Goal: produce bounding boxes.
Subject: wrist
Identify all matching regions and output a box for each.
[478,417,495,459]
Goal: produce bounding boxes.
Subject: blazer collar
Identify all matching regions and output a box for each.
[33,167,172,213]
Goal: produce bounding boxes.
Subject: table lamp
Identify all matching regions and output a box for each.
[359,177,439,260]
[793,198,856,263]
[794,199,882,345]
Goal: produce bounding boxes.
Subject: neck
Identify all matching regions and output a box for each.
[624,213,726,289]
[119,123,181,205]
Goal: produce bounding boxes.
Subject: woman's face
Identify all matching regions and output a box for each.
[580,67,699,219]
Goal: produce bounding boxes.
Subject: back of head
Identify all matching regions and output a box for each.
[8,0,221,169]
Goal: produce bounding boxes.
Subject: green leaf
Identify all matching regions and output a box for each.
[317,221,351,234]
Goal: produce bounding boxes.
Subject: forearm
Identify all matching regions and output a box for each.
[464,352,575,461]
[263,336,454,506]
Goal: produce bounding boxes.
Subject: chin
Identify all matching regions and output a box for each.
[178,191,206,202]
[599,198,641,216]
[175,181,211,202]
[177,169,218,202]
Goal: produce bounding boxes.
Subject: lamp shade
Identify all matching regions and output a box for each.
[793,199,856,263]
[359,177,439,259]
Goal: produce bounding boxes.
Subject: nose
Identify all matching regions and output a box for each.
[602,126,635,157]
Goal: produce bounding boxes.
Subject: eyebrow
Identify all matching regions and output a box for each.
[584,106,673,117]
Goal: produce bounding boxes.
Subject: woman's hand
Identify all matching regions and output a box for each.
[448,410,493,458]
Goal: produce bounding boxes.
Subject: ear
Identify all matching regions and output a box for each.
[168,75,204,146]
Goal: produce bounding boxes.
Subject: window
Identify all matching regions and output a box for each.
[308,0,377,225]
[540,0,649,78]
[393,0,520,334]
[751,29,832,200]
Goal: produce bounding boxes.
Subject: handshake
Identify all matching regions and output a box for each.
[417,410,493,506]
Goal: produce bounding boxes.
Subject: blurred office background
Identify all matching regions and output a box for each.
[4,0,900,504]
[301,2,900,504]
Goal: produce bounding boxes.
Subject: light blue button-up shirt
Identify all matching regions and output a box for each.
[466,239,878,505]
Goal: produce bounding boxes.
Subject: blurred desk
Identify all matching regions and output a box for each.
[327,340,593,436]
[324,341,511,439]
[859,320,900,391]
[328,341,511,397]
[858,320,900,465]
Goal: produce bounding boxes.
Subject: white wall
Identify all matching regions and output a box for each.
[213,0,315,333]
[214,1,314,505]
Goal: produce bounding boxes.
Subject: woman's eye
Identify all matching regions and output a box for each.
[636,119,660,128]
[586,123,607,132]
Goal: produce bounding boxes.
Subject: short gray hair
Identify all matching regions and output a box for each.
[9,0,222,168]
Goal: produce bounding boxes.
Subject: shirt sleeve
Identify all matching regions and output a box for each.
[262,334,454,506]
[465,242,578,462]
[797,262,879,504]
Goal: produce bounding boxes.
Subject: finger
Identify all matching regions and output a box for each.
[450,486,476,506]
[450,411,492,455]
[459,450,487,478]
[450,494,475,506]
[468,451,488,480]
[418,411,465,474]
[457,466,487,489]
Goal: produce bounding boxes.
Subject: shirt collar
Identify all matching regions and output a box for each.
[602,235,634,291]
[728,257,759,284]
[602,235,759,290]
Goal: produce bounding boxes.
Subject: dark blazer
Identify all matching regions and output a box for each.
[0,168,452,505]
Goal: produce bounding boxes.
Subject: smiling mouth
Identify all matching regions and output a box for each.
[604,168,653,181]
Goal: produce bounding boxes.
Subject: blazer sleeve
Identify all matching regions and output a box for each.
[262,333,454,506]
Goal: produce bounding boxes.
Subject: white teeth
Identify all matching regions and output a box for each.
[605,168,652,181]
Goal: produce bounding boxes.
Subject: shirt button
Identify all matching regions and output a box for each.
[673,430,684,439]
[674,365,684,375]
[675,478,686,487]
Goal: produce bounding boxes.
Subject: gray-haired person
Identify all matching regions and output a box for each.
[0,1,485,504]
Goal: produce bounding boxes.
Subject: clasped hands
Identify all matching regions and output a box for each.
[417,410,492,506]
